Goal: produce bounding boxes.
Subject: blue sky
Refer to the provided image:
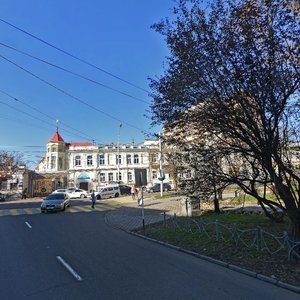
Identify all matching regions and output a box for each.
[0,0,174,168]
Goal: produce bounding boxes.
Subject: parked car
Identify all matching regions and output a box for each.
[41,193,70,213]
[52,189,68,194]
[92,186,120,200]
[0,193,5,202]
[66,189,88,199]
[119,184,131,195]
[146,183,172,193]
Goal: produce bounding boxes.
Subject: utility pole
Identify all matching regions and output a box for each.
[117,124,122,184]
[158,132,165,197]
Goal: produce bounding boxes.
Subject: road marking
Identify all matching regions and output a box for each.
[24,208,33,214]
[75,206,91,212]
[56,256,82,281]
[25,221,32,228]
[10,209,19,216]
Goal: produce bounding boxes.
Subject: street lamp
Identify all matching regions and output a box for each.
[117,124,122,183]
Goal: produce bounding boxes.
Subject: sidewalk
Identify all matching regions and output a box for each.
[105,194,183,231]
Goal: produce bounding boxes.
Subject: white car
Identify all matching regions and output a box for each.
[92,186,120,200]
[52,189,68,194]
[66,189,88,199]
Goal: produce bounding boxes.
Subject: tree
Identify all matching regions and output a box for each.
[0,151,24,173]
[150,0,300,240]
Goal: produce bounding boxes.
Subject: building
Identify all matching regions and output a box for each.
[35,129,172,193]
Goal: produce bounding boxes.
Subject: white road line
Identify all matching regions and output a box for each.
[25,222,32,228]
[56,256,82,281]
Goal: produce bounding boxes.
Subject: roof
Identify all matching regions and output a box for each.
[48,130,65,143]
[66,142,94,147]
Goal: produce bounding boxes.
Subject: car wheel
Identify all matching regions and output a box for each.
[80,194,85,199]
[115,193,119,198]
[97,195,101,200]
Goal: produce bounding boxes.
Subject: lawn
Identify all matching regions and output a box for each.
[136,212,300,287]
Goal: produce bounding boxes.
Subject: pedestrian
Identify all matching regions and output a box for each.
[91,190,96,208]
[131,185,138,200]
[21,188,27,199]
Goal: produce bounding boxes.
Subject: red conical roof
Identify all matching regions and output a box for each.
[48,130,65,142]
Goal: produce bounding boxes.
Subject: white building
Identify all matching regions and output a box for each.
[36,129,171,192]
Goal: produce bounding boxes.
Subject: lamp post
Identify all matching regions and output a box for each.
[117,124,122,183]
[158,132,165,197]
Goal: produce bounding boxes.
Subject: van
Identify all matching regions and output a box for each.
[94,185,120,200]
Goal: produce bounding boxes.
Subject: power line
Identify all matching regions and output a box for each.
[0,89,96,141]
[0,42,150,105]
[0,53,150,135]
[0,97,97,141]
[0,17,150,94]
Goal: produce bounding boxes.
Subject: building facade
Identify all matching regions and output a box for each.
[35,129,171,193]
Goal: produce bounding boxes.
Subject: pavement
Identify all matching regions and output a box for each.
[105,194,183,231]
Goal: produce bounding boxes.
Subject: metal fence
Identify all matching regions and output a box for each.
[162,213,300,261]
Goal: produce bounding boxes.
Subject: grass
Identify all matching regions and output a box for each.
[135,212,300,287]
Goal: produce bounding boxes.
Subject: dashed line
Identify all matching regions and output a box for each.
[56,256,82,281]
[25,221,32,228]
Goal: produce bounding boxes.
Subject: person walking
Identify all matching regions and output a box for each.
[91,190,96,208]
[131,185,138,200]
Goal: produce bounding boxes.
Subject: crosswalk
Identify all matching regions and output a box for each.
[0,205,108,217]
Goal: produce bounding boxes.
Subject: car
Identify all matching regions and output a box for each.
[52,189,68,193]
[146,183,172,193]
[119,184,131,195]
[41,192,70,213]
[66,188,88,199]
[92,186,120,200]
[0,193,5,202]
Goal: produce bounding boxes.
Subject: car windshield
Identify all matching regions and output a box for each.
[45,193,65,200]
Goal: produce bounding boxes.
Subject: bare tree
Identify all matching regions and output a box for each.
[150,0,300,240]
[0,151,24,173]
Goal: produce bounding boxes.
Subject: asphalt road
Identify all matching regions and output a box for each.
[0,203,299,300]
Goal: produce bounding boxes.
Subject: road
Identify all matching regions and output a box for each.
[0,199,299,299]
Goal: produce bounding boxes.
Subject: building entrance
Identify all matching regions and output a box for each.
[79,182,89,191]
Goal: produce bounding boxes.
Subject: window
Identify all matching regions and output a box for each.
[127,171,132,181]
[100,173,105,182]
[134,154,139,164]
[51,155,56,169]
[87,155,93,166]
[152,170,157,179]
[116,154,121,165]
[108,172,114,182]
[58,157,63,169]
[117,172,122,181]
[99,154,105,165]
[75,155,81,166]
[51,147,56,152]
[126,154,132,164]
[150,154,157,163]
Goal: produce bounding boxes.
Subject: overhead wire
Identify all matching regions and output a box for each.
[0,89,96,141]
[0,53,150,135]
[0,42,150,105]
[0,17,150,94]
[0,97,97,141]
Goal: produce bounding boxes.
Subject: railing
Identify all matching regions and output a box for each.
[162,212,300,261]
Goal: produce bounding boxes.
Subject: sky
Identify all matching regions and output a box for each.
[0,0,174,168]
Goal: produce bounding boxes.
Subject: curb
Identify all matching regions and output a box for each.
[129,231,300,294]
